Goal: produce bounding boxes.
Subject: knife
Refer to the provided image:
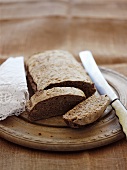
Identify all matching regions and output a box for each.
[79,51,127,137]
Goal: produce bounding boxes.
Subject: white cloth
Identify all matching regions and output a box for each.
[0,57,29,120]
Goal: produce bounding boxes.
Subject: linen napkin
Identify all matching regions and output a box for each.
[0,57,29,120]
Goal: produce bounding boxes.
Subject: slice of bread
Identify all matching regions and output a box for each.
[63,95,110,128]
[26,50,96,98]
[26,87,86,121]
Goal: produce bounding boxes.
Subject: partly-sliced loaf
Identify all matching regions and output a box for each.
[26,50,96,98]
[63,95,110,128]
[26,87,86,121]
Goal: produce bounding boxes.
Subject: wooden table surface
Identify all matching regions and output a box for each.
[0,0,127,169]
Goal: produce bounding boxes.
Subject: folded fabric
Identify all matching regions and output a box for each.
[0,57,29,120]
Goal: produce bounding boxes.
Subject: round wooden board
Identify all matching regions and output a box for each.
[0,68,126,151]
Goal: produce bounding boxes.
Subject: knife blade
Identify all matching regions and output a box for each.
[79,51,127,137]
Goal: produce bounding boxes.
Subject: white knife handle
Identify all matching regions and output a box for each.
[111,99,127,137]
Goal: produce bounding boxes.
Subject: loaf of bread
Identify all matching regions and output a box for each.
[26,50,96,98]
[63,95,110,128]
[26,50,97,121]
[26,87,86,121]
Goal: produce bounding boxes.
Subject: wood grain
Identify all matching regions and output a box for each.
[0,137,127,170]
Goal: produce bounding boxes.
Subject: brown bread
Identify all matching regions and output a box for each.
[63,95,110,128]
[26,50,97,121]
[26,50,96,98]
[26,87,86,121]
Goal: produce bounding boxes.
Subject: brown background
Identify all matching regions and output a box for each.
[0,0,127,169]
